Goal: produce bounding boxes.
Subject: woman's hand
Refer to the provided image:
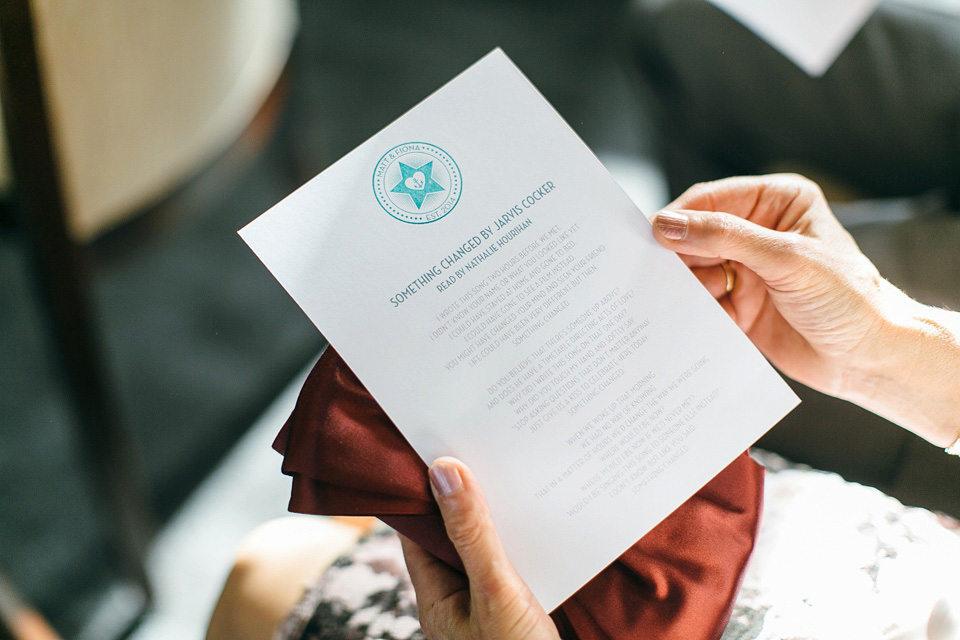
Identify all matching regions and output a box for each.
[652,174,960,448]
[400,457,560,640]
[652,173,888,396]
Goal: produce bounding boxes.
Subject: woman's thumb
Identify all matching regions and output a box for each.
[428,457,520,600]
[652,209,801,279]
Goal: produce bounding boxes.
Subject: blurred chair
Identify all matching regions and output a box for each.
[0,0,295,635]
[14,0,297,241]
[620,0,960,514]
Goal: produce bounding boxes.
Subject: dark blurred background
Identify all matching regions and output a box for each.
[1,0,958,637]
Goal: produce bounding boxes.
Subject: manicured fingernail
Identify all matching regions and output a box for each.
[429,462,463,497]
[655,210,688,240]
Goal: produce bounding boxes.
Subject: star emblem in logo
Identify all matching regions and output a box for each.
[390,161,445,209]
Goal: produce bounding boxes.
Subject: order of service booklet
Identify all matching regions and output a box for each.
[240,49,799,611]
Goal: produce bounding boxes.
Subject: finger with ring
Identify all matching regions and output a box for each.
[720,260,737,295]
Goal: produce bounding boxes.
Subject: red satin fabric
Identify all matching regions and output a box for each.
[274,348,764,639]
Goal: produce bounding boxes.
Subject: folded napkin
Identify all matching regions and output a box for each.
[274,348,764,640]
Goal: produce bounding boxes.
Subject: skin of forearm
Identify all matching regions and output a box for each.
[843,286,960,448]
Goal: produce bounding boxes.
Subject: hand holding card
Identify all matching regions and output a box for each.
[272,346,766,639]
[242,49,798,611]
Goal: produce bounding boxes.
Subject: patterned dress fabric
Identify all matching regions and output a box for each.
[274,527,423,640]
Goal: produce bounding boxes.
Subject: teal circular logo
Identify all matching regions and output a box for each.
[372,142,462,224]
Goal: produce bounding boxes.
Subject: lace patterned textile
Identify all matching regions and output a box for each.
[274,527,423,640]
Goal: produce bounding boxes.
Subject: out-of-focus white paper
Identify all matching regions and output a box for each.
[240,49,799,611]
[707,0,880,76]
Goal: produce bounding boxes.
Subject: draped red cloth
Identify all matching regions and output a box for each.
[274,348,764,639]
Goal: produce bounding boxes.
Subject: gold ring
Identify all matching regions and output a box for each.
[720,261,736,295]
